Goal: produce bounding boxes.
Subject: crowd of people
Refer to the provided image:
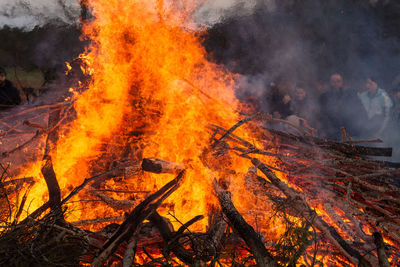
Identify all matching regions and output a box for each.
[263,73,398,141]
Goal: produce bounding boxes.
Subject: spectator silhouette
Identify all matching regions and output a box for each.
[266,82,292,119]
[318,73,366,139]
[0,67,21,108]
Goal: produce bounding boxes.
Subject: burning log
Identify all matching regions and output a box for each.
[71,216,125,227]
[203,208,227,259]
[1,177,34,187]
[40,106,63,216]
[373,232,391,267]
[88,188,136,210]
[148,212,197,264]
[122,236,137,267]
[40,157,61,215]
[213,178,279,267]
[141,158,185,174]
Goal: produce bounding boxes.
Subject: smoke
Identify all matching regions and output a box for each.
[202,0,400,161]
[0,0,276,30]
[195,0,276,26]
[0,0,80,30]
[203,0,400,98]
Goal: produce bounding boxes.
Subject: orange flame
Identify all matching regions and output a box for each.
[15,0,282,234]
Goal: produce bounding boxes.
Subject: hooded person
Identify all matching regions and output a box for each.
[0,67,21,107]
[359,76,393,138]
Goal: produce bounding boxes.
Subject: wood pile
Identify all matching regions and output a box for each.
[1,106,400,266]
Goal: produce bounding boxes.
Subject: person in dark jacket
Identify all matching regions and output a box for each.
[318,73,367,140]
[266,82,292,119]
[0,66,21,107]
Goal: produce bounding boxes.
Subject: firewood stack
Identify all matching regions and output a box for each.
[1,109,400,266]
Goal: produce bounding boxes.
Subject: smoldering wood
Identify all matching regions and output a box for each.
[214,122,399,235]
[88,121,396,266]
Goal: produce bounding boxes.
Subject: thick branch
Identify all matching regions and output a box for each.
[41,157,61,214]
[213,179,279,267]
[142,158,184,174]
[373,232,391,267]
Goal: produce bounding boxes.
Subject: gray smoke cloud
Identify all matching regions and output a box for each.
[195,0,276,25]
[0,0,80,30]
[0,0,276,30]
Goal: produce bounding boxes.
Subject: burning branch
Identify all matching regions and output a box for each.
[91,171,185,267]
[213,178,279,267]
[251,158,376,266]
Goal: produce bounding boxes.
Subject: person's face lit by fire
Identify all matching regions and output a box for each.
[366,78,378,95]
[330,74,344,90]
[295,87,306,101]
[0,73,6,87]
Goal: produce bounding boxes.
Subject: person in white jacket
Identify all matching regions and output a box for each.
[359,77,393,137]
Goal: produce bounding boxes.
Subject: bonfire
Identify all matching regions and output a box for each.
[0,0,399,266]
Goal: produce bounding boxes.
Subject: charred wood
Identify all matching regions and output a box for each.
[41,157,61,215]
[122,236,137,267]
[71,217,125,227]
[373,232,391,267]
[213,178,279,267]
[88,188,135,210]
[203,209,227,259]
[148,212,197,264]
[142,158,185,174]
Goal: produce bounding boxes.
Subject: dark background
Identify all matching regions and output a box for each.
[203,0,400,89]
